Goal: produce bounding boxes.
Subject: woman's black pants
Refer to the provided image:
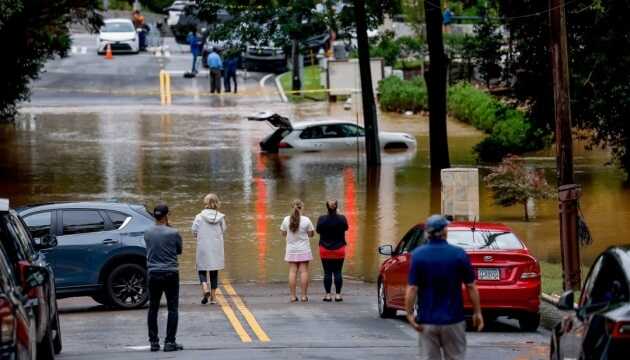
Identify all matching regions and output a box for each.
[198,270,218,290]
[321,259,344,294]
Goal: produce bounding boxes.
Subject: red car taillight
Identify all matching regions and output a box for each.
[520,260,540,280]
[277,142,293,149]
[0,297,15,346]
[609,320,630,339]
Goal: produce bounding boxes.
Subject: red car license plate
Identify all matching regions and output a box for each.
[477,268,500,280]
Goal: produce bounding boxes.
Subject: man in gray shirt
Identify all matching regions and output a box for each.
[145,204,183,352]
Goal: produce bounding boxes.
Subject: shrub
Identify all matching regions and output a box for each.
[378,76,427,113]
[141,0,172,13]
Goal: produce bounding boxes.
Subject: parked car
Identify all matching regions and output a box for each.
[1,200,61,358]
[0,199,49,360]
[550,246,630,359]
[248,112,417,153]
[18,202,154,309]
[97,19,140,54]
[170,3,208,45]
[377,221,541,331]
[164,0,196,27]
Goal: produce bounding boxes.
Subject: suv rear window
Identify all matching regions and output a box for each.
[62,210,106,235]
[106,211,131,229]
[447,230,524,250]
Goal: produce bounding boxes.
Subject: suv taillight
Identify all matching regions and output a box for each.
[520,260,540,280]
[278,142,293,149]
[0,297,15,346]
[609,320,630,339]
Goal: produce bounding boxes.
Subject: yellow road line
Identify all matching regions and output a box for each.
[222,281,271,342]
[215,288,252,343]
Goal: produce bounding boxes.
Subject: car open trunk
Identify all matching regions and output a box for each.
[248,113,293,153]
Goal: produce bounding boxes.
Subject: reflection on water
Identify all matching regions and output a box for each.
[0,110,628,282]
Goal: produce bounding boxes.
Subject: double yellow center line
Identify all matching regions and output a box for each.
[216,280,270,343]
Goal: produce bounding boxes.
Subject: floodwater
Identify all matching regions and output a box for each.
[1,105,628,283]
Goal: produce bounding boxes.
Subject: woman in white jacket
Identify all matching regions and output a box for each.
[192,193,226,305]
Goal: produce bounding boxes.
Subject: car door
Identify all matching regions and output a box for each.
[298,125,326,151]
[338,123,365,150]
[387,227,423,307]
[47,209,121,288]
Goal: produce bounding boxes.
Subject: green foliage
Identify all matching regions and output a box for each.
[0,0,102,121]
[472,16,503,87]
[140,0,172,13]
[401,0,424,37]
[485,155,554,220]
[378,76,427,113]
[369,31,401,66]
[109,0,133,10]
[394,58,423,70]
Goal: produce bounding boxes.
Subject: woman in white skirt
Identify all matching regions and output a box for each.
[192,193,226,305]
[280,199,315,302]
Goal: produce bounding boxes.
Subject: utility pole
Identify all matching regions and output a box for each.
[549,0,581,290]
[424,0,450,170]
[354,0,381,166]
[292,38,302,94]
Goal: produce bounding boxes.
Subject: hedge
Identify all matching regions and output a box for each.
[378,77,540,161]
[379,76,427,113]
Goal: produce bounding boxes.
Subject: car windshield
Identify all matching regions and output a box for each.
[447,230,524,250]
[102,22,134,33]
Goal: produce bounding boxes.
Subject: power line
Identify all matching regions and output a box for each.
[425,0,595,21]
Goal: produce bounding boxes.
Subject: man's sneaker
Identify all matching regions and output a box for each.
[163,342,184,352]
[150,342,160,352]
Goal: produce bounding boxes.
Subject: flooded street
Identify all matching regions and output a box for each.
[1,104,627,283]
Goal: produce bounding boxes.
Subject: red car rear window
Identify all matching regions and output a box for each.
[447,230,524,250]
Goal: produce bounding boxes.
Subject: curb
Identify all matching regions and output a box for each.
[274,74,289,103]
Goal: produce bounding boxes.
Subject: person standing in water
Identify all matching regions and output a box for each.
[280,199,315,302]
[316,200,348,302]
[192,193,226,305]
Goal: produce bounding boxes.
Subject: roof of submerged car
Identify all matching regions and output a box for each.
[292,119,360,130]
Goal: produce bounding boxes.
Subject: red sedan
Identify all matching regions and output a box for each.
[377,221,541,331]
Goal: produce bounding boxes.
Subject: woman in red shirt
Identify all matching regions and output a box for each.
[316,200,349,302]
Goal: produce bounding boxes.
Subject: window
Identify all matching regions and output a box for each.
[581,255,629,308]
[106,211,131,229]
[9,215,35,257]
[23,212,52,239]
[102,22,134,33]
[62,210,105,235]
[0,214,30,262]
[299,126,324,139]
[447,231,524,250]
[338,124,364,137]
[320,124,345,138]
[396,227,424,254]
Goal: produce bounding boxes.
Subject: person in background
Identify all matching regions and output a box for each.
[145,204,184,353]
[192,193,226,305]
[316,200,348,302]
[186,29,202,75]
[132,10,147,50]
[281,199,315,303]
[207,47,223,94]
[223,54,238,93]
[405,215,483,360]
[443,4,455,33]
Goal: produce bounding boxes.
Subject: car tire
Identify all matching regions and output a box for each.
[37,323,55,360]
[378,281,396,318]
[518,312,541,332]
[90,293,109,306]
[52,311,62,355]
[105,263,149,309]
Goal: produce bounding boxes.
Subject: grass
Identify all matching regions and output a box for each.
[540,260,588,297]
[278,65,327,102]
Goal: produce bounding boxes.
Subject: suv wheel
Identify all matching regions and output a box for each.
[52,310,62,354]
[105,263,148,309]
[378,281,396,318]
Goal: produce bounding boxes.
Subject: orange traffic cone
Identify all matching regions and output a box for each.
[105,44,113,60]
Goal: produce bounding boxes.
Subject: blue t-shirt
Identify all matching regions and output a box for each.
[408,238,475,325]
[207,52,223,70]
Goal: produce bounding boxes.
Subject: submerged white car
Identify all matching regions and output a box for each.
[97,19,139,54]
[248,112,417,152]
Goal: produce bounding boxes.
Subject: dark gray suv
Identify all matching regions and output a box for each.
[18,202,154,309]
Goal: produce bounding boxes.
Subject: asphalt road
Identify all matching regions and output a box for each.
[29,34,280,108]
[56,282,549,360]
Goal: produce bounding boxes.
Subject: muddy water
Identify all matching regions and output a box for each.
[1,107,628,283]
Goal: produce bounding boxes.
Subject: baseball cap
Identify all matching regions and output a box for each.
[425,214,450,233]
[153,204,169,218]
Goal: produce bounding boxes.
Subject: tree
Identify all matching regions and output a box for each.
[424,0,450,170]
[485,155,554,221]
[401,0,425,38]
[472,14,503,88]
[0,0,101,122]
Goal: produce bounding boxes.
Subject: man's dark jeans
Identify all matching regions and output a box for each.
[147,271,179,343]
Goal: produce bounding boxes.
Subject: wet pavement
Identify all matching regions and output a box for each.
[55,282,548,360]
